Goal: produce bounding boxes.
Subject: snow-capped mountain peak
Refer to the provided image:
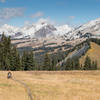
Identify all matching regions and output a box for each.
[0,24,19,36]
[20,21,57,38]
[0,20,72,39]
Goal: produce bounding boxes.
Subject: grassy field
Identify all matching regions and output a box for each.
[80,42,100,69]
[0,71,100,100]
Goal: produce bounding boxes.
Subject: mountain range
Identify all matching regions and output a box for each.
[0,20,72,39]
[0,18,100,54]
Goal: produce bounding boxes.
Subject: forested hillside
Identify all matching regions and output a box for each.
[0,34,98,71]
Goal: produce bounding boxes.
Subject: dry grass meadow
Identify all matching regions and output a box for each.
[0,71,100,100]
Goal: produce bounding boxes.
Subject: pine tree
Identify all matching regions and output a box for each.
[72,57,80,70]
[0,34,22,70]
[91,60,97,70]
[51,55,58,70]
[94,60,97,70]
[65,58,72,70]
[84,56,91,70]
[21,51,35,70]
[65,57,80,70]
[27,51,35,70]
[43,53,51,70]
[9,46,21,70]
[0,42,3,70]
[21,51,28,70]
[0,35,11,70]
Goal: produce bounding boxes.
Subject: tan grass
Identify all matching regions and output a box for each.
[0,71,28,100]
[0,71,100,100]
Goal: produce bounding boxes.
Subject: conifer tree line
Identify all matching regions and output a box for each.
[90,38,100,45]
[0,34,35,71]
[63,56,97,70]
[0,34,98,71]
[83,56,97,70]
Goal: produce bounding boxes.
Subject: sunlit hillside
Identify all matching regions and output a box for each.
[80,42,100,69]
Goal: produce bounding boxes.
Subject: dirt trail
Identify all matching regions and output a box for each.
[12,78,33,100]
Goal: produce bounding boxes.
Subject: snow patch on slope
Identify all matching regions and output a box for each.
[64,18,100,40]
[54,25,72,36]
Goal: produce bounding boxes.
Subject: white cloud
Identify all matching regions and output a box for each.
[24,18,56,27]
[24,21,30,26]
[37,18,49,24]
[37,18,56,25]
[0,0,6,3]
[31,12,44,18]
[0,8,25,20]
[69,16,75,19]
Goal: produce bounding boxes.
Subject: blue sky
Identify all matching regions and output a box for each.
[0,0,100,27]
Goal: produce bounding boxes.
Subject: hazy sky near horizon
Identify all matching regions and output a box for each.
[0,0,100,26]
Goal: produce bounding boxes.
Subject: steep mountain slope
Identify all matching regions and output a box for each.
[75,18,100,35]
[64,18,100,40]
[34,24,56,38]
[80,42,100,69]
